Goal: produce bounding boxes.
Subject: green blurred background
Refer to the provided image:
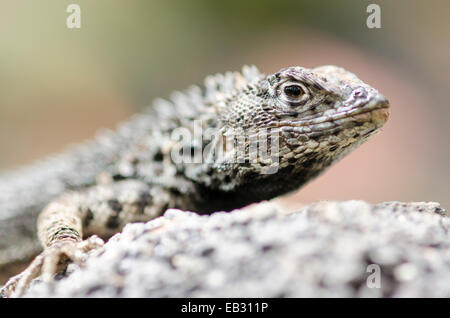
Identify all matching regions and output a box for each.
[1,0,449,209]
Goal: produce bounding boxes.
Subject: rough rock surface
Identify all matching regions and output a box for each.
[24,200,450,297]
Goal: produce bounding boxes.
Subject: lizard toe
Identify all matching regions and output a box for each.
[1,236,104,298]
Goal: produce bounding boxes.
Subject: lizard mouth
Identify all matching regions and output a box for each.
[350,102,390,126]
[274,101,389,133]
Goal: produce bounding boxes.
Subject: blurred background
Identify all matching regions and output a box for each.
[0,0,449,210]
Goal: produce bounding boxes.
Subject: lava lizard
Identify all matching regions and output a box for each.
[0,65,389,297]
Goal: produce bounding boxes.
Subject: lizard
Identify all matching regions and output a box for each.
[0,65,389,297]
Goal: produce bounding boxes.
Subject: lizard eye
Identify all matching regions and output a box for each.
[278,81,309,106]
[284,85,303,98]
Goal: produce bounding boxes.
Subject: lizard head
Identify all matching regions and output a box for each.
[207,65,389,199]
[177,65,388,211]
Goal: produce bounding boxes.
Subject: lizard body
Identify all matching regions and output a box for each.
[0,65,389,297]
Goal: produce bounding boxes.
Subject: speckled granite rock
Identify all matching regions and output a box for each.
[25,200,450,297]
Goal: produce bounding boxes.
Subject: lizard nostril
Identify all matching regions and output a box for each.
[353,89,365,98]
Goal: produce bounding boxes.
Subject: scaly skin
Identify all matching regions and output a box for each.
[0,65,389,297]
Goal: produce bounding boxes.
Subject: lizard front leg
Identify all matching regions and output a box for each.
[1,180,172,298]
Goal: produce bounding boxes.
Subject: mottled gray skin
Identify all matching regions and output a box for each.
[0,65,389,297]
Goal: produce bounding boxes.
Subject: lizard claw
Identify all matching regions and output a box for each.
[0,235,104,298]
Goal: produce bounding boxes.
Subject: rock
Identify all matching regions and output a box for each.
[25,200,450,297]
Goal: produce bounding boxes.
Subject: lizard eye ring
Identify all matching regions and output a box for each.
[278,81,310,106]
